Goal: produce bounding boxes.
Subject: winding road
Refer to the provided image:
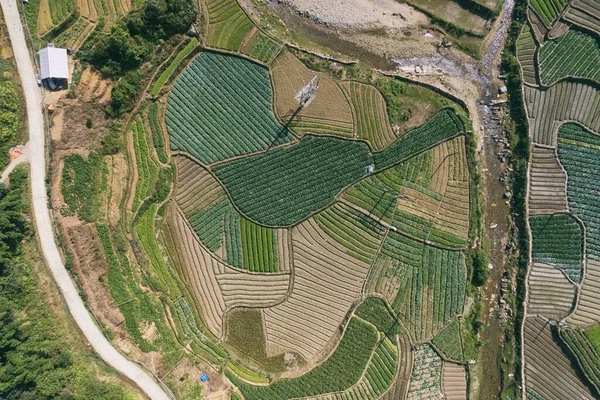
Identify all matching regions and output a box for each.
[1,1,171,399]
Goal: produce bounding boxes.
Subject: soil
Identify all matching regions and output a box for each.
[50,108,64,141]
[277,0,428,30]
[54,98,111,151]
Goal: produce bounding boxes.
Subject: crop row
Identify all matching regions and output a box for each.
[559,328,600,394]
[205,0,253,51]
[516,26,537,86]
[224,208,243,268]
[530,0,567,25]
[372,109,464,170]
[151,38,199,97]
[132,119,159,212]
[344,81,396,151]
[48,0,74,25]
[393,210,468,250]
[314,203,384,264]
[385,233,467,341]
[406,344,443,399]
[147,103,168,163]
[188,198,231,252]
[431,318,464,363]
[564,0,600,35]
[332,337,398,400]
[529,213,583,282]
[134,203,181,299]
[227,317,379,399]
[341,175,398,224]
[173,298,227,364]
[244,31,280,64]
[558,123,600,261]
[167,51,292,164]
[213,135,373,226]
[539,30,600,86]
[240,217,279,272]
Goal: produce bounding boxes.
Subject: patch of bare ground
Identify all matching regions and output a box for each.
[164,357,228,400]
[105,153,128,225]
[54,97,111,151]
[78,66,112,103]
[50,107,64,141]
[277,0,428,30]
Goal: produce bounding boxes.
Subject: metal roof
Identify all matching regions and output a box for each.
[38,46,68,80]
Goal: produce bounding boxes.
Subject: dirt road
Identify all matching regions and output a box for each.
[0,1,171,399]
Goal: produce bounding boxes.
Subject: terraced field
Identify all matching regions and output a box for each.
[520,6,600,397]
[152,10,476,396]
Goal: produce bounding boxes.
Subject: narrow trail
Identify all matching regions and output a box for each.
[1,0,172,398]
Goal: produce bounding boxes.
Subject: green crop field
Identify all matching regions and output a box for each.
[558,123,600,262]
[151,39,199,97]
[382,233,467,342]
[227,317,379,399]
[432,318,464,363]
[530,0,569,25]
[560,328,600,394]
[205,0,254,51]
[240,217,279,272]
[48,0,75,25]
[530,213,583,282]
[167,52,293,165]
[155,16,475,396]
[132,119,159,211]
[213,135,373,226]
[539,30,600,86]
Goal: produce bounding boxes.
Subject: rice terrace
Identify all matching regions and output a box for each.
[4,0,600,397]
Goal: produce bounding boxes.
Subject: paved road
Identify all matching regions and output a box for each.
[1,1,171,399]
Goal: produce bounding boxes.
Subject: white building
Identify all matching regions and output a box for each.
[38,45,69,90]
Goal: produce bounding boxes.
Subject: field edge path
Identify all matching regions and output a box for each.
[0,1,172,399]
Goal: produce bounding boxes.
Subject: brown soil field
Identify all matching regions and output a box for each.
[270,51,354,136]
[262,218,372,361]
[165,206,291,339]
[529,145,568,215]
[78,66,112,103]
[442,362,468,400]
[527,262,576,320]
[567,259,600,327]
[54,98,111,151]
[523,317,594,399]
[175,156,226,216]
[105,153,128,225]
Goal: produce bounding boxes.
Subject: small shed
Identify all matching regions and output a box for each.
[38,45,69,90]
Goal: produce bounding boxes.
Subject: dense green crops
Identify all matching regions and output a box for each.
[213,136,373,226]
[132,120,159,211]
[227,317,379,399]
[558,123,600,263]
[373,109,464,170]
[188,198,231,252]
[147,103,168,163]
[530,0,568,24]
[355,297,403,338]
[432,318,464,362]
[151,39,198,97]
[224,209,243,268]
[48,0,74,25]
[205,0,253,51]
[393,210,468,249]
[383,233,467,341]
[240,217,279,272]
[245,32,280,64]
[213,111,463,227]
[167,52,293,164]
[314,204,384,263]
[539,30,600,86]
[530,213,583,282]
[559,328,600,394]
